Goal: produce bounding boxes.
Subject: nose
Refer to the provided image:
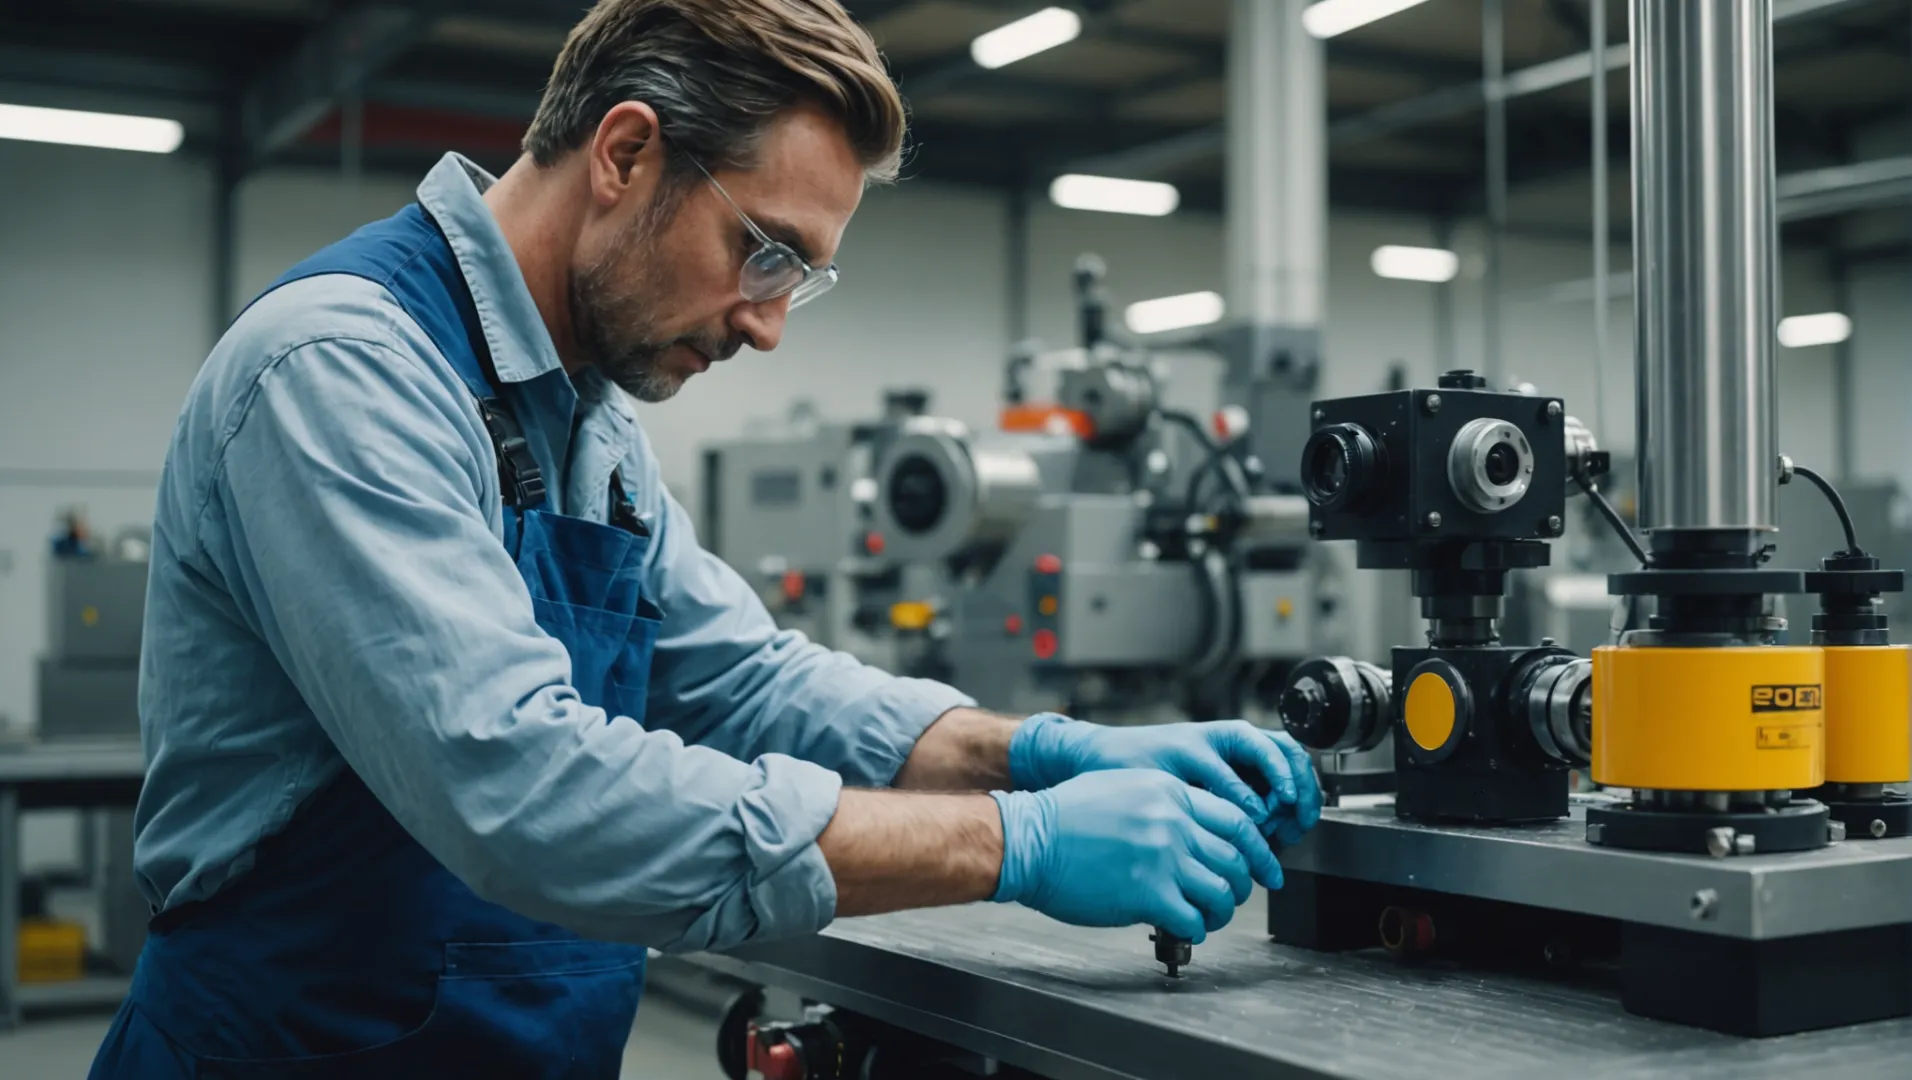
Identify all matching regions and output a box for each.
[730,296,789,353]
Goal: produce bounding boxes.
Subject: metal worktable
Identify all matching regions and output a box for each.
[695,893,1912,1080]
[0,737,146,1029]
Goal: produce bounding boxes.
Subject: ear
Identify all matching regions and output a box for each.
[585,101,664,209]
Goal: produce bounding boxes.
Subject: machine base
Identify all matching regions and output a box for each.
[1269,801,1912,1035]
[1267,869,1912,1037]
[1584,800,1830,855]
[1816,792,1912,840]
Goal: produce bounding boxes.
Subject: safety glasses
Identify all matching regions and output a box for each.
[684,154,839,310]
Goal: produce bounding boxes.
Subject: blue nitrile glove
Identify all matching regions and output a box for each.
[990,769,1285,944]
[1008,713,1323,841]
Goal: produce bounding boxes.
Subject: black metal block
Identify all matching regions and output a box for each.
[1620,922,1912,1036]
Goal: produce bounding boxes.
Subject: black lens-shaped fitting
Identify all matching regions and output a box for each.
[887,455,948,534]
[1301,424,1382,511]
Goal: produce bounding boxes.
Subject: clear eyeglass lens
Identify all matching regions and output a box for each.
[742,245,805,301]
[788,265,838,309]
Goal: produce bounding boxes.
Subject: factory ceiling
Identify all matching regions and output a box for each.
[1,0,1908,232]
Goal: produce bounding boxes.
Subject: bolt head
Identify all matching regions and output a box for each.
[1829,819,1849,843]
[1585,822,1605,844]
[1309,520,1325,537]
[1312,408,1326,422]
[1871,818,1889,838]
[1705,827,1735,858]
[1547,515,1564,534]
[1424,511,1443,529]
[1690,888,1719,920]
[1424,394,1443,414]
[1546,401,1563,419]
[1733,834,1757,856]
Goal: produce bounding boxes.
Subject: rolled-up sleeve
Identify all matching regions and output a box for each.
[206,335,841,952]
[633,471,975,788]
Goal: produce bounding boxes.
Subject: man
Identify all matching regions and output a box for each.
[90,1,1320,1076]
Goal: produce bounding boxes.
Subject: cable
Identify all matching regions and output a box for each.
[1791,464,1861,554]
[1574,472,1649,567]
[1158,409,1250,512]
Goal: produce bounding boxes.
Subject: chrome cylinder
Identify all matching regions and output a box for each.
[1238,494,1313,546]
[1226,0,1324,327]
[1631,0,1777,532]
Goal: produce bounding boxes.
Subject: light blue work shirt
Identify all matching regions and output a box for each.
[132,152,974,952]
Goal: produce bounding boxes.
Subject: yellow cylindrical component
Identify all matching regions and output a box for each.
[889,601,935,631]
[1822,645,1912,785]
[1593,645,1824,791]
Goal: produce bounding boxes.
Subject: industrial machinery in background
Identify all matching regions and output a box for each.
[866,255,1317,723]
[1264,0,1912,1039]
[700,387,946,676]
[30,511,150,982]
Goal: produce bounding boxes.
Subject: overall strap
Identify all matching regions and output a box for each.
[243,204,546,540]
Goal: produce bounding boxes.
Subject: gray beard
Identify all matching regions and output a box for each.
[568,192,684,403]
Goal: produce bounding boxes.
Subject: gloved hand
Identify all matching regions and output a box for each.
[991,769,1284,944]
[1008,714,1323,846]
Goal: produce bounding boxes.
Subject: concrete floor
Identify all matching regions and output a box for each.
[0,995,728,1078]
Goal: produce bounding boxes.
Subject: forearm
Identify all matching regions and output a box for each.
[817,788,1004,917]
[891,707,1021,791]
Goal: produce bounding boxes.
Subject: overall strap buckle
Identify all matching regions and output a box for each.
[477,398,546,509]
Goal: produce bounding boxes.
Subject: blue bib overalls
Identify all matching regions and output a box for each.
[90,202,659,1079]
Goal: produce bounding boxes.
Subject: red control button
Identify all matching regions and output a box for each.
[1035,553,1062,574]
[780,571,805,603]
[1032,628,1058,660]
[1004,614,1024,635]
[864,531,886,556]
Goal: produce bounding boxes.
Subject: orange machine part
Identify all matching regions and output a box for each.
[1000,405,1096,440]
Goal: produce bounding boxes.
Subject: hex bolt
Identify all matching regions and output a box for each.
[1585,822,1605,844]
[1424,394,1443,414]
[1309,520,1325,537]
[1872,819,1890,839]
[1705,827,1736,858]
[1546,515,1564,534]
[1733,834,1757,856]
[1545,401,1563,420]
[1312,408,1326,422]
[1829,820,1849,843]
[1690,888,1719,921]
[1424,512,1443,530]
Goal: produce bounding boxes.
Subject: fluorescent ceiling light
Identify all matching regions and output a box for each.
[0,102,183,154]
[971,7,1082,69]
[1126,291,1226,335]
[1049,173,1180,216]
[1371,245,1460,283]
[1303,0,1436,39]
[1777,312,1852,348]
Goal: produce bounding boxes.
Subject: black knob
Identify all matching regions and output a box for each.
[1438,370,1488,389]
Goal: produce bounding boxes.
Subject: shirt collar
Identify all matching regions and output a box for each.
[415,152,563,385]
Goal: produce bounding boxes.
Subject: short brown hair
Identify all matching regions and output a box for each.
[523,0,906,184]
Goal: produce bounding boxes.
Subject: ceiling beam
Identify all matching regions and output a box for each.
[239,1,450,170]
[1327,0,1892,148]
[0,43,223,100]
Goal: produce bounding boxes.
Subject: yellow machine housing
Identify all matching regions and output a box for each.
[1821,644,1912,785]
[1593,645,1824,792]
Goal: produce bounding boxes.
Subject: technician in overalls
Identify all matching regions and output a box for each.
[90,1,1320,1075]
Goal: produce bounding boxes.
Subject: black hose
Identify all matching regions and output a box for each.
[1574,472,1649,567]
[1791,464,1861,554]
[1158,410,1251,512]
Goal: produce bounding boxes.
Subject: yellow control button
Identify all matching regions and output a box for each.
[1038,595,1058,617]
[1276,597,1294,620]
[890,601,934,631]
[81,606,99,627]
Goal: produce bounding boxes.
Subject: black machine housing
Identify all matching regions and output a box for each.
[1282,372,1595,823]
